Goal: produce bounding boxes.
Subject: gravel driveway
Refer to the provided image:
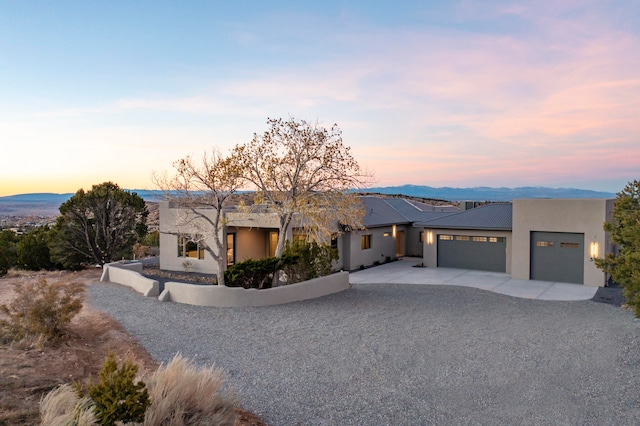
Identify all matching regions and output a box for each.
[87,283,640,425]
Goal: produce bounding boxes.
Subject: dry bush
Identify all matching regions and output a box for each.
[0,278,84,346]
[143,354,237,426]
[39,384,97,426]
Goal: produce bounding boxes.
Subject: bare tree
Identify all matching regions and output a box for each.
[153,150,242,286]
[232,117,372,259]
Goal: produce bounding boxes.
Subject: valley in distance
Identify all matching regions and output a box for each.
[0,185,615,230]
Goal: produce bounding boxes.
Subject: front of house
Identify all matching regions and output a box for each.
[159,196,614,287]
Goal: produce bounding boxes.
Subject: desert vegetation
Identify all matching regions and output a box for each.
[41,352,237,426]
[0,269,264,425]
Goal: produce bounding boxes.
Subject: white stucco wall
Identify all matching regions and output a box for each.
[158,202,221,274]
[511,198,613,287]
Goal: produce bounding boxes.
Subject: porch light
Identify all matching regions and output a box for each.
[589,241,599,260]
[392,225,397,238]
[426,230,434,245]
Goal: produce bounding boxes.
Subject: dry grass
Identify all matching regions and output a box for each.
[39,384,96,426]
[143,353,237,426]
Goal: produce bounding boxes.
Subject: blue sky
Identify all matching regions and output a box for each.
[1,0,639,196]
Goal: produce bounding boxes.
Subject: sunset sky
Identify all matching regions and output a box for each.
[1,1,639,197]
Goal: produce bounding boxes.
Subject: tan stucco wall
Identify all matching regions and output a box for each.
[512,198,613,286]
[229,227,273,262]
[422,228,512,274]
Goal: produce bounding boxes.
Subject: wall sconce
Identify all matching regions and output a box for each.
[589,241,599,261]
[392,225,397,238]
[426,230,434,245]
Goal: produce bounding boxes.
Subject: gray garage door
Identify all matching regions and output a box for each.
[530,231,584,284]
[437,234,506,272]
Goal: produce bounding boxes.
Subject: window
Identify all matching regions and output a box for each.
[455,235,470,241]
[361,234,371,250]
[178,236,204,259]
[226,234,235,266]
[536,241,554,247]
[561,242,580,248]
[331,235,338,250]
[472,236,488,242]
[439,235,453,241]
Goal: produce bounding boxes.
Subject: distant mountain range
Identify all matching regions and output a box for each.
[0,185,616,217]
[362,185,616,201]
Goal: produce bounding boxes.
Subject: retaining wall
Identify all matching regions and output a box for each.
[158,271,350,307]
[100,262,160,297]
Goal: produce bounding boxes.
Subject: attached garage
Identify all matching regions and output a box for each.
[530,231,584,284]
[437,234,507,272]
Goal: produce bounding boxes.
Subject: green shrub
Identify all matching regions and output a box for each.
[0,278,84,345]
[16,226,58,271]
[224,256,297,289]
[281,240,339,284]
[76,352,150,426]
[0,229,19,276]
[141,230,159,247]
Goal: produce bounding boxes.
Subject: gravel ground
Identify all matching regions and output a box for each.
[87,283,640,425]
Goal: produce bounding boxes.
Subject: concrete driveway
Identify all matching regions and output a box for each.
[349,257,598,301]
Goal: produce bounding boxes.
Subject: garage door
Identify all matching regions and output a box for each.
[530,232,584,284]
[437,234,506,272]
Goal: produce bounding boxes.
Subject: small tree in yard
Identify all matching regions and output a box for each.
[232,117,371,262]
[49,182,148,269]
[595,179,640,317]
[0,279,84,345]
[154,150,243,286]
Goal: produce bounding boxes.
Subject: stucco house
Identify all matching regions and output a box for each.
[159,196,614,287]
[418,198,614,287]
[159,196,459,275]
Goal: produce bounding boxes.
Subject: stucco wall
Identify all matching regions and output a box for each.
[511,198,613,286]
[405,227,424,257]
[229,227,272,263]
[100,262,160,297]
[159,271,350,307]
[158,202,220,274]
[422,228,512,274]
[345,226,398,270]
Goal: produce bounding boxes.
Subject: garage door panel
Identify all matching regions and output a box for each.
[437,235,506,272]
[531,232,583,284]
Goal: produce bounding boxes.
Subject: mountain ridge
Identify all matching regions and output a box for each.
[0,185,616,203]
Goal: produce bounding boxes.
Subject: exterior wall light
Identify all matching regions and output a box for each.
[589,241,599,260]
[426,230,434,245]
[392,225,397,238]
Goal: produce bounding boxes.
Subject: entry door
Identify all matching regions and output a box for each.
[530,232,584,284]
[395,230,405,257]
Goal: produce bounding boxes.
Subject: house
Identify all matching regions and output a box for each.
[418,198,614,287]
[159,196,614,287]
[159,196,459,274]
